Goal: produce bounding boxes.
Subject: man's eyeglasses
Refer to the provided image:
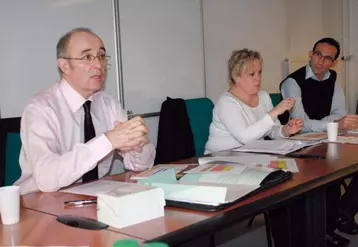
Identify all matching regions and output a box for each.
[61,54,110,64]
[312,51,335,63]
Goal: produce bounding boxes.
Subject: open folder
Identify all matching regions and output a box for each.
[138,168,292,211]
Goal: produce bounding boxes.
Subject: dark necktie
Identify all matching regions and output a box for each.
[82,100,99,182]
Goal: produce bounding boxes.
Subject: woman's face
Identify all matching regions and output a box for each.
[232,59,262,95]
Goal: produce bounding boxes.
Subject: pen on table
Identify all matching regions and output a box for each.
[285,153,325,159]
[64,199,97,207]
[334,116,344,123]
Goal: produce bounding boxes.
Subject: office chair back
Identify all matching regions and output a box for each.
[271,92,289,125]
[0,117,22,186]
[185,97,214,156]
[269,93,281,107]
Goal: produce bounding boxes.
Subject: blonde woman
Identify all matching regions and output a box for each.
[205,49,302,153]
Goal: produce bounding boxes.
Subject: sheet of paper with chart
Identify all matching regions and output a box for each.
[184,163,247,175]
[198,155,299,173]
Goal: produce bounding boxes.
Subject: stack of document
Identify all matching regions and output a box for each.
[97,182,165,228]
[325,136,358,144]
[234,139,321,155]
[289,132,328,141]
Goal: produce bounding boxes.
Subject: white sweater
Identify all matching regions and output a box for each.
[205,91,285,153]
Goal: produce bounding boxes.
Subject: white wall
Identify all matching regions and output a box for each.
[0,0,118,118]
[346,0,358,113]
[286,0,342,60]
[2,0,357,146]
[203,0,289,104]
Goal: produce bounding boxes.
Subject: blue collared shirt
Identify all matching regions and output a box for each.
[281,64,345,132]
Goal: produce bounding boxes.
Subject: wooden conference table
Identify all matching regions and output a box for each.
[0,208,144,246]
[4,142,358,247]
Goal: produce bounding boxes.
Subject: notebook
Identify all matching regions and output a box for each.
[168,169,293,211]
[138,167,293,212]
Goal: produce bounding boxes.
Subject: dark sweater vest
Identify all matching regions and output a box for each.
[279,66,336,122]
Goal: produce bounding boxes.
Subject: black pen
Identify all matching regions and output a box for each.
[64,199,97,207]
[285,153,325,159]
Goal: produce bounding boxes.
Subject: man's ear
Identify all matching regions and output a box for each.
[57,58,70,75]
[332,59,338,68]
[308,50,313,60]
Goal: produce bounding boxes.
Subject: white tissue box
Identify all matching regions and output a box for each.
[97,182,165,228]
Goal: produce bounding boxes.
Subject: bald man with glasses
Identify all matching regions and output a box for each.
[15,27,155,195]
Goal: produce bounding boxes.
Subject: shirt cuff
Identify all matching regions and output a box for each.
[87,133,114,163]
[264,113,276,125]
[279,126,287,137]
[123,143,155,171]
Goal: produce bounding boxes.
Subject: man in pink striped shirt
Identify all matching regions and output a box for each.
[15,27,155,195]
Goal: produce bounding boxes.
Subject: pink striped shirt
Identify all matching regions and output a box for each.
[15,80,155,195]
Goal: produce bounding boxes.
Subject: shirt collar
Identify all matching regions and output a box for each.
[60,79,93,113]
[305,64,331,81]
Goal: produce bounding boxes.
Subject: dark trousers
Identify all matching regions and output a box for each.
[268,198,307,247]
[326,181,341,234]
[340,174,358,219]
[268,181,341,247]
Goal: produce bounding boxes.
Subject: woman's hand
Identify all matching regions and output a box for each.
[282,118,303,137]
[269,97,295,120]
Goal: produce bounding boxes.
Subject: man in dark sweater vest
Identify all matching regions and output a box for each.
[280,37,358,247]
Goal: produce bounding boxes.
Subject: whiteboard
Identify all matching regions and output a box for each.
[118,0,205,114]
[0,0,118,118]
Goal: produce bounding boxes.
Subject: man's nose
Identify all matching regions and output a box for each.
[92,56,104,68]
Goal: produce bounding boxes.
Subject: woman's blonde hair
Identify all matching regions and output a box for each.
[228,49,262,86]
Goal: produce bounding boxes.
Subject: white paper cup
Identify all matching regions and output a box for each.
[327,122,339,142]
[0,186,20,225]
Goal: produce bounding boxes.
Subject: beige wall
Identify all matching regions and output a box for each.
[203,0,344,104]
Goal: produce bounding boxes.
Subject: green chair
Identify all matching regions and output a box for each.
[184,97,214,156]
[269,93,281,107]
[0,117,22,186]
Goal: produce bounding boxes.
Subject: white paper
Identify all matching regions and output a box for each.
[170,184,259,205]
[245,158,299,173]
[60,180,125,196]
[289,132,328,141]
[348,129,358,134]
[233,139,320,155]
[325,136,358,145]
[156,183,228,203]
[97,185,165,228]
[197,169,271,186]
[225,184,260,202]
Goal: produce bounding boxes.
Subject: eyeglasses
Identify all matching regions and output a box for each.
[312,51,335,63]
[61,54,110,64]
